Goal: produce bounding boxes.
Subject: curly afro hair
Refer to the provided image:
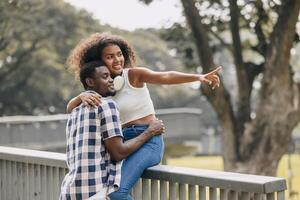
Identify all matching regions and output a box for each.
[67,32,137,77]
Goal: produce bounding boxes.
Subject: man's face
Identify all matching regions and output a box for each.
[91,66,116,97]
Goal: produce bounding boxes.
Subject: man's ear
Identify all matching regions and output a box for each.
[85,78,94,88]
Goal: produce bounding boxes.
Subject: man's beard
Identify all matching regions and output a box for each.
[106,90,117,97]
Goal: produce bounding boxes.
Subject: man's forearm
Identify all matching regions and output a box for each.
[104,119,163,162]
[114,130,154,161]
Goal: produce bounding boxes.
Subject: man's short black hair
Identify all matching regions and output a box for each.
[80,61,105,89]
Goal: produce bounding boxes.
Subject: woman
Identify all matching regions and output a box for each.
[67,32,221,200]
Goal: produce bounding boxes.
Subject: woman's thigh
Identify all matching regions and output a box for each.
[108,144,161,200]
[111,126,164,193]
[123,124,164,158]
[118,143,162,192]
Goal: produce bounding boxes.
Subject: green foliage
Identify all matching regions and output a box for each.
[158,23,200,70]
[0,0,103,115]
[0,0,203,116]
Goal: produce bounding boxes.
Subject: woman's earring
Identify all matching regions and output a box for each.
[113,75,125,91]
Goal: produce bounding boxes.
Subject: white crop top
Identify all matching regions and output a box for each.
[111,68,155,125]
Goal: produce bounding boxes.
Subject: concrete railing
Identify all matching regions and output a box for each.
[0,146,287,200]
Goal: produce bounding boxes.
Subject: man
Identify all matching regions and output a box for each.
[60,61,164,200]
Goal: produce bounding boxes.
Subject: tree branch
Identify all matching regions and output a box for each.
[253,0,268,56]
[263,0,300,82]
[229,0,251,133]
[241,0,300,161]
[205,26,233,51]
[0,39,40,84]
[181,0,239,167]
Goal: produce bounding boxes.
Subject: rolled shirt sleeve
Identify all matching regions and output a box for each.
[100,100,123,140]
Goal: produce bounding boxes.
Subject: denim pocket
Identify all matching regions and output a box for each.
[134,125,149,134]
[122,125,149,141]
[123,125,164,161]
[122,128,136,141]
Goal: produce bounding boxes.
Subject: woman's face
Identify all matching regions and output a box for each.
[101,44,125,77]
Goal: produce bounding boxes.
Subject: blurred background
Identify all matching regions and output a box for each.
[0,0,299,199]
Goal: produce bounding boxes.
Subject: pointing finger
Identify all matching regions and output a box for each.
[207,66,222,75]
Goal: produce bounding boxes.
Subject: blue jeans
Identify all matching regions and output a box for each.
[109,125,164,200]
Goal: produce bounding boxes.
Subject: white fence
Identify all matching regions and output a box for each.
[0,146,286,200]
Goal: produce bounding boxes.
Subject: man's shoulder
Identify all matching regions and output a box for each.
[98,98,118,112]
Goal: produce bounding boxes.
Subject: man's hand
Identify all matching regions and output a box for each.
[147,119,165,136]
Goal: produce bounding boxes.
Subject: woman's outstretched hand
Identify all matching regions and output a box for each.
[79,91,102,108]
[198,66,222,89]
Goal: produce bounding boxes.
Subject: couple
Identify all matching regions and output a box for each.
[60,32,221,200]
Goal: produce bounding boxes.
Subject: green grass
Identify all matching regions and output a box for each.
[167,154,300,198]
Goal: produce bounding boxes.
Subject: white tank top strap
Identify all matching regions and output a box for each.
[122,68,145,89]
[112,68,155,125]
[122,68,129,87]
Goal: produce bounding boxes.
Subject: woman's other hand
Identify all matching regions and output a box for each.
[147,119,165,136]
[199,66,222,89]
[79,91,102,108]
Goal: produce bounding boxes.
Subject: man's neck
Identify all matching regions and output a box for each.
[85,89,112,97]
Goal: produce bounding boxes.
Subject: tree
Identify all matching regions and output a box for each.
[140,0,300,176]
[0,0,107,115]
[0,0,195,115]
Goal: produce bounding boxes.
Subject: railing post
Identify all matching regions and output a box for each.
[241,192,250,200]
[179,183,186,200]
[133,179,142,199]
[160,180,168,200]
[47,166,53,200]
[169,182,177,200]
[220,189,228,200]
[7,161,12,199]
[53,167,59,199]
[12,161,17,200]
[228,190,238,200]
[254,193,263,200]
[188,184,196,200]
[28,163,34,199]
[58,167,66,192]
[151,179,159,200]
[0,147,288,200]
[34,164,41,200]
[23,162,29,200]
[277,191,285,200]
[209,187,217,200]
[1,160,6,200]
[142,178,150,200]
[17,162,23,200]
[198,186,206,200]
[267,193,275,200]
[41,165,47,200]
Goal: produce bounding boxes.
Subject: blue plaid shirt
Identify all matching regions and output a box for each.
[60,98,123,200]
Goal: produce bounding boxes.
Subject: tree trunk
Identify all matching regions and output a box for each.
[181,0,300,176]
[237,0,300,176]
[181,0,239,170]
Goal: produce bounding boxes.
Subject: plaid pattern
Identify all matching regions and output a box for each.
[60,98,123,200]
